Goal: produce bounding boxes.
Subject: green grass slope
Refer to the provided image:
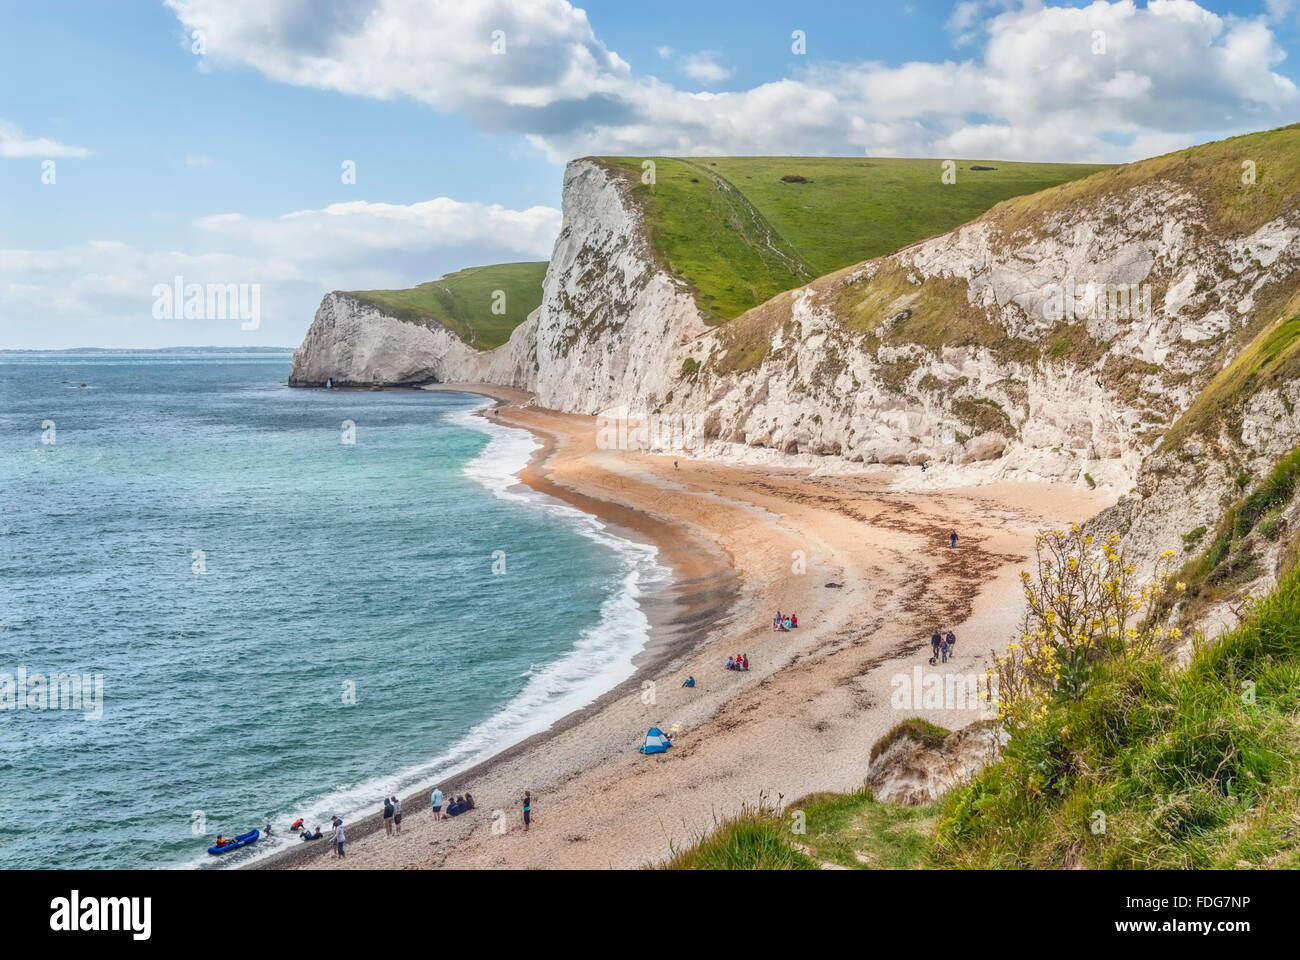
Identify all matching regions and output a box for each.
[994,123,1300,239]
[347,261,547,350]
[597,155,1110,323]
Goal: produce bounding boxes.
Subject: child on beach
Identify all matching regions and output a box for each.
[522,790,532,832]
[332,818,345,859]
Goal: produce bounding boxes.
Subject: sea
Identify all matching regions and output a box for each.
[0,351,665,868]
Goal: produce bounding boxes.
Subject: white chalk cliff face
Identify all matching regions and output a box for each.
[290,160,709,410]
[290,157,1300,568]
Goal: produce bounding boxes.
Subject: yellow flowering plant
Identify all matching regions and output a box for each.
[986,523,1179,726]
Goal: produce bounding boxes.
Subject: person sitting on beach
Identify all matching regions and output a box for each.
[741,654,749,671]
[725,656,736,670]
[783,617,792,631]
[682,676,695,687]
[464,793,475,811]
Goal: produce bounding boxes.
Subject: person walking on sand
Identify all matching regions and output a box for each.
[391,795,403,834]
[332,818,346,859]
[945,630,956,660]
[431,786,444,821]
[940,633,951,663]
[949,531,958,549]
[930,630,942,663]
[382,796,394,836]
[522,790,532,832]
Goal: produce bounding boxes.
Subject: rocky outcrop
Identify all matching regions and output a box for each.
[288,292,535,387]
[865,722,1003,806]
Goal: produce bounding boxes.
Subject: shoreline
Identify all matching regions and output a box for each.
[256,384,1114,871]
[251,384,737,870]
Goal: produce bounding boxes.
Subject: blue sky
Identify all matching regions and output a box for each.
[2,0,1298,348]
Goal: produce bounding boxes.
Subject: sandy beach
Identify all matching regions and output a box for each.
[259,385,1112,870]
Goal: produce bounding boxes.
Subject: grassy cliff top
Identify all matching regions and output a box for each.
[596,155,1111,323]
[992,123,1300,239]
[347,261,547,350]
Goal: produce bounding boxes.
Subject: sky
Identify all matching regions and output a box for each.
[2,0,1299,349]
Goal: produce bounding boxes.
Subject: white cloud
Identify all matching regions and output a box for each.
[0,120,91,158]
[1,197,561,348]
[163,0,1300,164]
[680,51,733,85]
[194,197,561,262]
[185,153,215,167]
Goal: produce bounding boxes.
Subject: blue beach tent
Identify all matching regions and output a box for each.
[640,727,672,754]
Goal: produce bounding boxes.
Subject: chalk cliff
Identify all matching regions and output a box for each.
[291,131,1300,583]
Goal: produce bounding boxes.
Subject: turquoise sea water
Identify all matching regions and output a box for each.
[0,353,662,869]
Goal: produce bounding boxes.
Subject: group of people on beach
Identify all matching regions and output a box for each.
[725,653,749,671]
[929,629,958,664]
[772,610,798,631]
[428,786,476,820]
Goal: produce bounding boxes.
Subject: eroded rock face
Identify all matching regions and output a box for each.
[288,292,534,387]
[865,723,1004,806]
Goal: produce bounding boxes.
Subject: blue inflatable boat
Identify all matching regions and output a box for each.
[208,829,259,855]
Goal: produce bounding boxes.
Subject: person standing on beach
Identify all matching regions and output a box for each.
[391,795,403,835]
[332,818,346,859]
[431,786,444,820]
[522,790,532,832]
[949,531,958,549]
[382,796,394,836]
[930,630,942,662]
[945,630,956,660]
